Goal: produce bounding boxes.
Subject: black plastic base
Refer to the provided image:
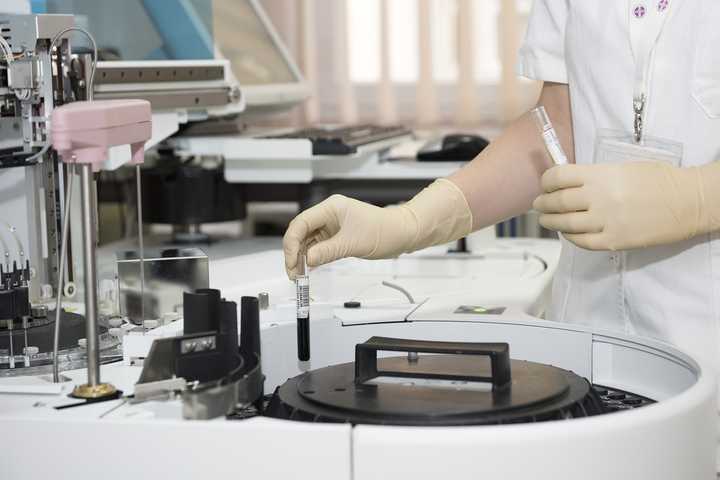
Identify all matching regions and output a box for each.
[0,311,103,363]
[266,353,606,426]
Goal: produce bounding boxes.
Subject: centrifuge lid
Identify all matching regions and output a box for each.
[267,337,604,425]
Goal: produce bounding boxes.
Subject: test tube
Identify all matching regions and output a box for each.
[531,106,568,166]
[295,252,310,361]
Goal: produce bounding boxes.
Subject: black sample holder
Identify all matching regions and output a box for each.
[136,289,263,418]
[267,336,605,426]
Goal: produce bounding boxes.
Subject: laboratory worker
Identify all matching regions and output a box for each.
[283,0,720,369]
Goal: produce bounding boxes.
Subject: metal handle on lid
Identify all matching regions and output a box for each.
[354,337,511,389]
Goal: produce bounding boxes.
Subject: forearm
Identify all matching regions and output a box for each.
[448,82,574,230]
[283,85,575,278]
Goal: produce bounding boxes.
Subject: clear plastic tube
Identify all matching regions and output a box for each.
[531,106,568,166]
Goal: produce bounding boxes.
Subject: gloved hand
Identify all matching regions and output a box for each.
[533,161,720,251]
[283,179,473,279]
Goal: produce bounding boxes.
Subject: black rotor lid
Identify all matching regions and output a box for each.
[266,337,602,425]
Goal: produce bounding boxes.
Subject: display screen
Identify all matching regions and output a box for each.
[213,0,298,85]
[39,0,299,86]
[39,0,215,60]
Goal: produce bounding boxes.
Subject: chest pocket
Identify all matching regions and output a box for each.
[692,3,720,118]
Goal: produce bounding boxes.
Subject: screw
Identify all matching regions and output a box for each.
[229,86,242,103]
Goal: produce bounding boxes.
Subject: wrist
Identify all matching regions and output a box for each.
[366,204,418,259]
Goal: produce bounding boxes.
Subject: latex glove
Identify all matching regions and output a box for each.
[283,179,473,279]
[533,161,720,251]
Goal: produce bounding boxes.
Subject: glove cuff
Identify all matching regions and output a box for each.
[402,178,474,253]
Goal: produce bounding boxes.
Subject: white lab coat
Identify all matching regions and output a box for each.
[518,0,720,371]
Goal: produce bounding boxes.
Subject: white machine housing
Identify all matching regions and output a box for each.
[1,242,716,480]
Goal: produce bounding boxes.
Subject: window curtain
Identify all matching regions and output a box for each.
[258,0,539,127]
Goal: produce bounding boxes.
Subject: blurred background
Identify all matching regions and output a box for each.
[29,0,546,246]
[237,0,540,128]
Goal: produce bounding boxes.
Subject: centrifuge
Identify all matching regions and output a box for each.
[0,245,716,479]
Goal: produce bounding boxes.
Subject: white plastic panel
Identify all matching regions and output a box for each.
[352,389,716,480]
[1,417,352,480]
[0,313,715,480]
[226,157,314,183]
[208,241,560,321]
[592,335,698,401]
[106,111,181,170]
[324,253,546,279]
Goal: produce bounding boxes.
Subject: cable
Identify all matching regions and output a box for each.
[1,35,28,99]
[20,28,97,163]
[52,164,75,383]
[48,26,97,102]
[381,280,415,304]
[14,89,30,100]
[0,35,13,64]
[22,143,51,164]
[1,37,19,100]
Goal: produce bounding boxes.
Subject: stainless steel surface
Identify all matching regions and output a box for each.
[22,318,29,363]
[117,248,209,324]
[52,164,74,383]
[2,15,71,155]
[0,14,74,54]
[40,160,62,296]
[134,340,254,419]
[93,88,233,110]
[92,61,239,110]
[0,14,77,301]
[184,363,264,420]
[7,320,14,369]
[135,165,145,327]
[1,335,121,378]
[0,118,23,150]
[94,64,225,84]
[80,164,99,387]
[133,377,187,402]
[8,57,38,89]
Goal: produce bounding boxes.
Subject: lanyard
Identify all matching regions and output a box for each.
[628,0,674,143]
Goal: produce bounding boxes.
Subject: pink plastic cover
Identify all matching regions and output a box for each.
[52,99,151,132]
[51,99,152,170]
